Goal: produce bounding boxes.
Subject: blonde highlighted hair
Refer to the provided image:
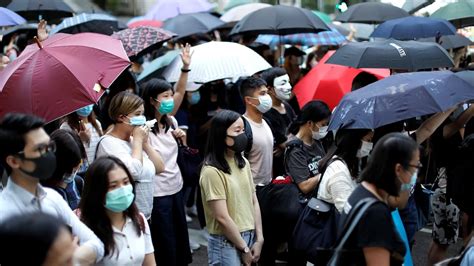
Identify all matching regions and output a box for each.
[108,91,144,123]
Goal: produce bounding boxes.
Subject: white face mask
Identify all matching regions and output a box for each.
[252,94,273,113]
[312,125,328,140]
[273,74,292,101]
[356,140,373,158]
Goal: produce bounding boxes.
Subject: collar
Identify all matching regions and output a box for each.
[112,216,133,235]
[6,178,47,207]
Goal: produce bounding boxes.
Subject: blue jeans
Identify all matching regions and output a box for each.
[208,230,255,266]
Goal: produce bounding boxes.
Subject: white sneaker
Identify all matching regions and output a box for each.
[186,214,192,223]
[189,240,200,251]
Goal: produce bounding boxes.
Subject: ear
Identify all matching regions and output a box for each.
[394,163,404,178]
[244,96,255,105]
[6,155,21,170]
[116,114,127,123]
[149,96,155,106]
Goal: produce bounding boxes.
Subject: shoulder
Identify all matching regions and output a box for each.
[201,165,225,179]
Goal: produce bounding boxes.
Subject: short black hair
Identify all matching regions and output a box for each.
[288,100,331,135]
[360,132,419,196]
[238,76,267,99]
[0,113,45,173]
[261,67,287,88]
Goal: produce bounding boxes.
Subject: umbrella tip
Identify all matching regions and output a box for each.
[34,36,43,49]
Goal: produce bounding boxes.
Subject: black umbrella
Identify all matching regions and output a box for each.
[335,2,409,24]
[419,34,473,50]
[0,23,46,47]
[229,5,330,36]
[163,12,224,40]
[326,39,454,71]
[50,13,125,35]
[7,0,73,22]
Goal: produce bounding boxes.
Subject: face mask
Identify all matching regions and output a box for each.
[76,105,93,117]
[63,168,79,184]
[105,184,135,212]
[252,94,272,114]
[227,133,248,153]
[273,74,292,101]
[127,115,146,126]
[356,140,373,158]
[188,91,200,105]
[158,98,175,115]
[312,125,328,140]
[18,151,57,180]
[400,170,417,192]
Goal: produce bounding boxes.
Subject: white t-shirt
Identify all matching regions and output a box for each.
[60,121,102,164]
[243,116,274,185]
[148,117,183,197]
[96,136,156,219]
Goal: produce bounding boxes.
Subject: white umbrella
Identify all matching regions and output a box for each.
[220,3,271,23]
[163,41,272,83]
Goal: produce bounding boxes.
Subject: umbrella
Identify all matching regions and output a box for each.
[229,5,331,36]
[255,30,346,47]
[163,12,224,39]
[223,0,252,12]
[430,0,474,28]
[127,18,163,28]
[7,0,74,22]
[0,33,130,123]
[328,71,474,130]
[0,7,25,26]
[313,10,332,24]
[163,41,271,83]
[419,34,473,50]
[326,39,454,71]
[112,26,176,60]
[220,3,271,23]
[138,50,180,83]
[145,0,215,21]
[336,22,374,40]
[0,23,44,47]
[335,2,409,24]
[455,70,474,87]
[293,50,389,110]
[50,13,125,35]
[370,16,456,40]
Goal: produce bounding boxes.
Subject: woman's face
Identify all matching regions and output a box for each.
[225,118,245,147]
[397,149,421,186]
[152,90,173,110]
[122,104,144,124]
[107,166,132,193]
[42,227,77,266]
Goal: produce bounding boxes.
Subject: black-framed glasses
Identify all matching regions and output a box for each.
[17,141,56,157]
[408,162,423,169]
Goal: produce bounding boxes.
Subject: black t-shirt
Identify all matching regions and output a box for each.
[339,185,406,266]
[263,101,296,145]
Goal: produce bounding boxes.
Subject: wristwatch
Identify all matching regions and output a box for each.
[240,246,250,254]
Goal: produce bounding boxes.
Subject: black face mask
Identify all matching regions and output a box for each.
[18,151,57,180]
[227,133,248,153]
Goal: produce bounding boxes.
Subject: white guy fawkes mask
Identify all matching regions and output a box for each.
[273,74,292,101]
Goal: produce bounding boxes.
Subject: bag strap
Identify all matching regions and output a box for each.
[311,156,343,199]
[94,135,111,160]
[169,118,186,147]
[283,138,304,178]
[327,197,379,266]
[242,116,254,157]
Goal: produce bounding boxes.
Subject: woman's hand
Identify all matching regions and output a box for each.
[240,250,253,266]
[37,19,49,42]
[180,43,192,69]
[133,125,149,144]
[78,121,91,144]
[172,128,186,140]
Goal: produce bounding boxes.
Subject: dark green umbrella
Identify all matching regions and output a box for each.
[430,0,474,28]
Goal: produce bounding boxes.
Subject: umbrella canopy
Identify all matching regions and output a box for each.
[430,0,474,28]
[230,5,331,36]
[163,12,224,39]
[370,16,456,40]
[0,23,44,47]
[112,26,176,60]
[50,13,125,35]
[163,41,271,83]
[7,0,73,22]
[335,2,409,24]
[456,70,474,87]
[0,7,25,26]
[127,18,163,28]
[138,50,180,83]
[145,0,215,21]
[0,33,130,123]
[328,71,474,130]
[220,3,271,23]
[293,50,389,110]
[223,0,252,11]
[313,10,332,24]
[419,34,473,50]
[326,39,454,71]
[255,30,346,47]
[336,22,374,40]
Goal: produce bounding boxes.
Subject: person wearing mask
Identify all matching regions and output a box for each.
[96,92,164,220]
[141,78,193,265]
[79,156,155,265]
[337,133,420,265]
[200,110,263,266]
[317,128,373,213]
[61,104,103,165]
[0,212,78,266]
[283,46,305,86]
[0,113,104,264]
[261,67,296,177]
[239,77,274,187]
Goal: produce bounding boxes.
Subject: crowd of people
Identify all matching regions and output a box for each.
[0,10,474,266]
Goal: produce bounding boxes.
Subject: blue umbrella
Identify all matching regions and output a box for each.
[370,16,456,40]
[0,7,26,26]
[50,13,125,35]
[255,30,346,47]
[328,71,474,130]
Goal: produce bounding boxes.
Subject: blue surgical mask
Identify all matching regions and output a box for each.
[63,168,78,184]
[76,105,94,117]
[189,91,201,105]
[105,184,134,212]
[127,115,146,126]
[253,94,272,113]
[158,98,175,115]
[400,170,417,191]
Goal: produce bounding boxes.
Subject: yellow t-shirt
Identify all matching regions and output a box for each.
[199,158,256,235]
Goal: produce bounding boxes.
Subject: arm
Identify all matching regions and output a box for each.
[143,142,164,174]
[286,148,320,194]
[250,192,264,263]
[327,163,355,212]
[415,107,456,144]
[297,174,321,195]
[171,44,192,116]
[363,247,390,266]
[142,213,156,266]
[443,105,474,139]
[143,254,156,266]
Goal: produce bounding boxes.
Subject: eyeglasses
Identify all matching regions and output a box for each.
[17,141,56,157]
[407,162,423,169]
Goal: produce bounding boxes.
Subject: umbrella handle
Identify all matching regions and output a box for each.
[34,36,43,49]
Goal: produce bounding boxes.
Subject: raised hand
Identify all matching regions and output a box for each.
[179,43,193,69]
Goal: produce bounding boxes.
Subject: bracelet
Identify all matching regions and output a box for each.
[181,68,191,73]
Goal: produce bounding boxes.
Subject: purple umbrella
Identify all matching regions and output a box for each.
[145,0,215,21]
[0,7,26,26]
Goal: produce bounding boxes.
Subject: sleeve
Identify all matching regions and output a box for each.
[245,159,256,193]
[356,204,394,252]
[141,213,154,254]
[60,122,73,130]
[286,147,311,183]
[200,166,227,201]
[326,161,356,212]
[461,247,474,266]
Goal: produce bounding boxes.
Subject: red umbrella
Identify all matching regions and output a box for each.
[293,50,390,110]
[0,33,130,123]
[128,19,163,28]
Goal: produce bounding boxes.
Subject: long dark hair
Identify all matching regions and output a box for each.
[141,78,173,133]
[288,100,331,135]
[204,110,246,174]
[62,111,103,137]
[79,156,145,257]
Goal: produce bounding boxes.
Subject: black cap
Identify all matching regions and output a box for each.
[284,46,305,57]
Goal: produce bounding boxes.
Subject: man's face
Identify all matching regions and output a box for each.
[8,128,50,174]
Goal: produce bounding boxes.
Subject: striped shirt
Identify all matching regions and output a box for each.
[60,121,102,164]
